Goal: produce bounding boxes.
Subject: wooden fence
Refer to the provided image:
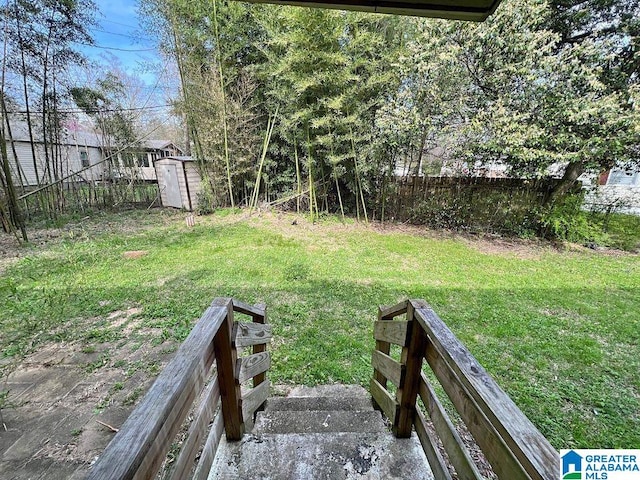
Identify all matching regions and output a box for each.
[381,176,566,231]
[371,299,559,480]
[87,297,272,480]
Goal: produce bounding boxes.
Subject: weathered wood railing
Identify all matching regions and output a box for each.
[371,299,559,480]
[87,297,272,480]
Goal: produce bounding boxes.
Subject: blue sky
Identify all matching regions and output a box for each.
[81,0,161,83]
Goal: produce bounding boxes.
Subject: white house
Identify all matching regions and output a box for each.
[583,166,640,215]
[113,140,183,182]
[4,118,182,187]
[5,119,105,187]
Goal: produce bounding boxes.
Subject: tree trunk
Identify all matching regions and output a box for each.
[545,161,584,205]
[0,112,28,241]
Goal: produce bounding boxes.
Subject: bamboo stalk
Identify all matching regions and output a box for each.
[250,109,278,214]
[328,128,344,221]
[211,0,234,208]
[294,136,301,214]
[350,127,368,223]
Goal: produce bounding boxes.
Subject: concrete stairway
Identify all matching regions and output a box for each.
[209,385,434,479]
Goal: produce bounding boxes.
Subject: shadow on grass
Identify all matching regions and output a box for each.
[1,270,638,450]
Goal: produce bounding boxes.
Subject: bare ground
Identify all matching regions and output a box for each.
[0,307,178,479]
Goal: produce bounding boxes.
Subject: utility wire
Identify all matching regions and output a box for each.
[101,19,140,29]
[73,41,157,52]
[93,28,154,42]
[7,104,173,115]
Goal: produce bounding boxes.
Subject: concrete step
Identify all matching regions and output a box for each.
[265,396,374,413]
[286,384,370,399]
[209,431,434,480]
[254,410,387,435]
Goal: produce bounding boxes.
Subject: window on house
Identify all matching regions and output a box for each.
[80,150,89,168]
[608,169,639,186]
[123,153,135,167]
[136,153,149,168]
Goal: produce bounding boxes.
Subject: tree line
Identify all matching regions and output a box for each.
[1,0,638,239]
[0,0,177,241]
[141,0,639,220]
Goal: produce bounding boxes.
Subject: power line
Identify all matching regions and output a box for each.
[8,104,173,115]
[93,28,154,43]
[74,41,157,52]
[101,19,140,29]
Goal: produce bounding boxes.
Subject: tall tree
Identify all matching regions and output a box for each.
[2,0,96,216]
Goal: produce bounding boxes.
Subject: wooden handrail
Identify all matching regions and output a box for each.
[87,297,271,480]
[371,299,559,480]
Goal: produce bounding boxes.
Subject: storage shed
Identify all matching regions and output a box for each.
[154,156,202,211]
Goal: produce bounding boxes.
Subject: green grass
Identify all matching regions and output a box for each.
[600,212,640,251]
[1,208,639,450]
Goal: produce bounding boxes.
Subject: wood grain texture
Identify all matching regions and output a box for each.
[169,376,221,480]
[395,301,427,438]
[232,299,266,319]
[415,305,557,480]
[373,320,409,346]
[234,322,273,347]
[419,373,483,480]
[251,306,267,388]
[241,379,270,421]
[236,352,271,385]
[193,413,225,480]
[414,408,453,480]
[371,350,403,387]
[373,306,394,392]
[370,377,397,423]
[214,300,244,441]
[424,345,527,479]
[378,300,409,320]
[86,302,227,480]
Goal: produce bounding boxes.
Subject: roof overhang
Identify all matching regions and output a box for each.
[240,0,502,20]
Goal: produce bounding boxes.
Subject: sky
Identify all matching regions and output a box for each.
[81,0,165,86]
[73,1,180,137]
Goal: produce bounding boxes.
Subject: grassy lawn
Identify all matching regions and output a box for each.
[1,208,638,450]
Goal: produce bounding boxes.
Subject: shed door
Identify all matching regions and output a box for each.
[162,164,183,208]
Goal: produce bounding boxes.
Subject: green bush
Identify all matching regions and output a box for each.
[538,195,609,245]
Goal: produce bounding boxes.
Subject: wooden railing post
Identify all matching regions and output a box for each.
[373,305,395,392]
[212,298,244,441]
[252,303,267,388]
[394,299,428,438]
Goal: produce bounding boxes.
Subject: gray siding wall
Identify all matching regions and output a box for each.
[6,140,104,186]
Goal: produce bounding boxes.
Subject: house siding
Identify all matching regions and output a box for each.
[6,140,104,187]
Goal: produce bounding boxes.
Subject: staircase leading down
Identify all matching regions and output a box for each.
[209,385,434,479]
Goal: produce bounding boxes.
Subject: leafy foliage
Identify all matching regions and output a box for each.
[138,0,639,226]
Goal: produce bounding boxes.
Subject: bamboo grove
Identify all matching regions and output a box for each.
[140,0,639,219]
[1,0,639,238]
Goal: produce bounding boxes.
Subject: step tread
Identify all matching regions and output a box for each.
[265,396,374,412]
[254,410,387,435]
[286,384,369,399]
[209,431,433,480]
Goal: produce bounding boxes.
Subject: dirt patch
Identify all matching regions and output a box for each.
[122,250,148,259]
[0,329,177,477]
[462,236,550,260]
